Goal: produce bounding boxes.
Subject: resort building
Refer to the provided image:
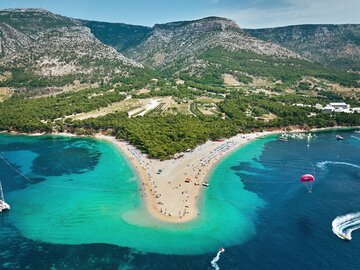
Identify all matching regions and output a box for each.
[322,102,353,113]
[329,103,350,110]
[291,102,355,114]
[322,105,335,113]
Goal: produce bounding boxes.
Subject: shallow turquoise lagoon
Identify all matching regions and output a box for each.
[0,134,270,255]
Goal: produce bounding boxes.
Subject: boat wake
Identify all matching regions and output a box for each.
[211,248,225,270]
[332,212,360,241]
[316,161,360,170]
[351,135,360,141]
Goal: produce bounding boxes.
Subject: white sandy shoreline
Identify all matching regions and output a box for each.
[2,126,359,223]
[96,131,275,223]
[89,126,360,223]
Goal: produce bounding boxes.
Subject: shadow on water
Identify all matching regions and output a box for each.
[31,147,101,176]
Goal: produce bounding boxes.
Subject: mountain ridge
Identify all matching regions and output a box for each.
[0,8,143,90]
[246,24,360,71]
[81,14,360,73]
[0,8,359,92]
[124,16,301,70]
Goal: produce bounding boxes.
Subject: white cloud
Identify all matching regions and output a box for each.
[212,0,360,28]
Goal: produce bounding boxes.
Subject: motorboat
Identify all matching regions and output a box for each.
[334,231,351,241]
[336,135,344,140]
[0,179,10,213]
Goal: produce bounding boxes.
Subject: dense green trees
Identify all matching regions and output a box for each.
[0,87,126,132]
[1,87,359,159]
[71,114,238,160]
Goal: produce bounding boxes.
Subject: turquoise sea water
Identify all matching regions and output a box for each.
[0,134,266,256]
[1,130,359,269]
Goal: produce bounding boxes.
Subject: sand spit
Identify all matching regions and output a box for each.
[97,132,273,223]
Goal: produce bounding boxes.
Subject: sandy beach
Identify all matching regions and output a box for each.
[97,131,274,223]
[7,126,357,223]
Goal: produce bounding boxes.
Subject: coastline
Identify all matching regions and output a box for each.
[78,126,360,223]
[96,131,275,223]
[2,126,359,223]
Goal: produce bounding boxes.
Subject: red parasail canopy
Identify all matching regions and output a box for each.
[300,174,315,183]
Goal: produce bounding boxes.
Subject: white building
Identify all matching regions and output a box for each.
[329,103,350,110]
[338,108,352,114]
[322,102,351,113]
[292,103,312,108]
[352,107,360,113]
[322,105,335,113]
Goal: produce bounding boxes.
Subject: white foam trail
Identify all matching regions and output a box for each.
[211,250,224,270]
[316,161,360,170]
[332,212,360,240]
[351,135,360,141]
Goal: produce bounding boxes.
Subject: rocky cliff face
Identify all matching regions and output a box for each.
[246,24,360,72]
[0,9,142,78]
[125,17,301,69]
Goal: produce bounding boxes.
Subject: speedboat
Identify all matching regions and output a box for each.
[219,247,225,253]
[336,135,344,140]
[202,182,210,187]
[334,232,351,241]
[279,136,288,142]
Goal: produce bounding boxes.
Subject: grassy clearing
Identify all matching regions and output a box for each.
[0,87,10,102]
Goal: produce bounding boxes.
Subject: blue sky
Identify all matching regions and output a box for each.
[0,0,359,28]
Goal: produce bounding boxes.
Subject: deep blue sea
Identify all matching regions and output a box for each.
[0,130,359,270]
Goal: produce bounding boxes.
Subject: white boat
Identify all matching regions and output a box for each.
[334,232,351,241]
[202,182,210,187]
[336,135,344,140]
[0,179,10,213]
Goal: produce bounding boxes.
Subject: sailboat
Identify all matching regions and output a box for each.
[0,179,10,212]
